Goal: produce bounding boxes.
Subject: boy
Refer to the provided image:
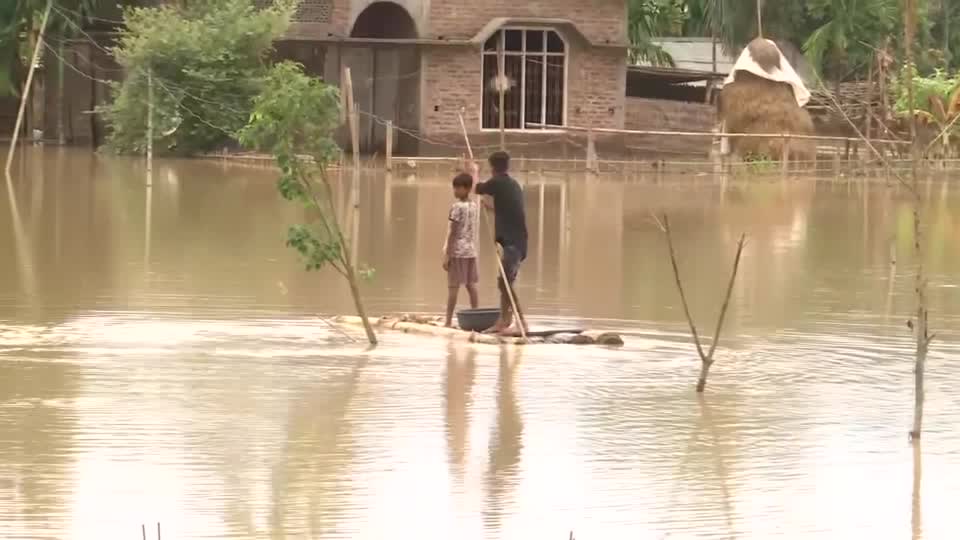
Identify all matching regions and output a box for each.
[442,172,480,327]
[473,151,528,334]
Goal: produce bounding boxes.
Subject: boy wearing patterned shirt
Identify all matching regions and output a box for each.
[442,172,480,327]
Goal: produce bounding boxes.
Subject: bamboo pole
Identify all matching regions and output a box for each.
[385,120,393,171]
[781,137,790,177]
[497,34,506,150]
[586,129,598,173]
[525,123,911,145]
[756,0,764,38]
[146,68,154,187]
[57,38,65,145]
[5,0,53,177]
[343,68,360,171]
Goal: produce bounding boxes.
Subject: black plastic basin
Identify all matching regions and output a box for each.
[456,308,500,332]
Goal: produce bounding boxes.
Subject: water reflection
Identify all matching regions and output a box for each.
[484,346,524,533]
[444,343,476,479]
[1,148,960,539]
[270,357,365,539]
[0,360,78,538]
[913,442,923,540]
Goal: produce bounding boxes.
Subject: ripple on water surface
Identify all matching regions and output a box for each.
[3,155,960,538]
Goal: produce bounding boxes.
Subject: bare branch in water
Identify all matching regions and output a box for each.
[654,212,746,393]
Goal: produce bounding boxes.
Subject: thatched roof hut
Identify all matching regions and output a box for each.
[719,39,815,160]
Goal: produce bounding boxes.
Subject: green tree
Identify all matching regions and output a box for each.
[238,62,378,345]
[101,0,292,154]
[0,0,101,97]
[688,0,809,52]
[802,0,898,80]
[628,0,685,65]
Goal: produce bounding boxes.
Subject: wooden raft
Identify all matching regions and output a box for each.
[333,314,624,346]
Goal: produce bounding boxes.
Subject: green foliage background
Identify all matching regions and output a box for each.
[101,0,292,154]
[629,0,960,81]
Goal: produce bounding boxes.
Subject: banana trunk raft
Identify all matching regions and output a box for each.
[334,315,625,346]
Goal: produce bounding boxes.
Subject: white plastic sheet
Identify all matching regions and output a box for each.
[723,39,811,107]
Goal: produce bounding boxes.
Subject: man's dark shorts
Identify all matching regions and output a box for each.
[497,244,523,291]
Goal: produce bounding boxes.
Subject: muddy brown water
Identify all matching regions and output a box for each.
[2,147,960,539]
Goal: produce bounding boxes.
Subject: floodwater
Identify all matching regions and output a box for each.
[1,147,960,540]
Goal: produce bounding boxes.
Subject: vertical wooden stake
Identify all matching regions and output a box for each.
[5,0,52,177]
[146,68,154,187]
[711,125,722,176]
[864,55,875,160]
[385,119,393,171]
[343,67,360,170]
[781,137,790,177]
[586,128,597,173]
[497,34,506,150]
[57,38,65,145]
[350,104,360,171]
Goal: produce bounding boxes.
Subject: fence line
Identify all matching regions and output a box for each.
[527,123,912,146]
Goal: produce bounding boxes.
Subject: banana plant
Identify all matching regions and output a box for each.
[914,84,960,158]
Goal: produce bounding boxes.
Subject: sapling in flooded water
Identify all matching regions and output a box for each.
[239,62,377,345]
[808,0,933,439]
[654,213,745,393]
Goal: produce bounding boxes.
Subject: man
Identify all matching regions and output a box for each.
[473,151,528,334]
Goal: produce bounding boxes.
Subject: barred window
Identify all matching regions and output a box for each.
[482,28,566,130]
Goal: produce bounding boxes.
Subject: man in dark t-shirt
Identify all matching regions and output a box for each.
[474,151,528,334]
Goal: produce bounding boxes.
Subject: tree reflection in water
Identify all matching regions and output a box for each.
[269,357,367,539]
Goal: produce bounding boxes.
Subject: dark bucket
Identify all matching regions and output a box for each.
[456,308,500,332]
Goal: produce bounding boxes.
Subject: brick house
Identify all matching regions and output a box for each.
[274,0,630,156]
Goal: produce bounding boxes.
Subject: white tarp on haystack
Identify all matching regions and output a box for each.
[723,38,811,107]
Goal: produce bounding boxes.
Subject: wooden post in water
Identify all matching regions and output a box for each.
[146,68,154,187]
[350,104,360,171]
[586,128,598,173]
[5,0,52,177]
[57,39,65,145]
[343,68,360,171]
[385,120,393,171]
[864,55,875,165]
[833,143,842,178]
[781,137,790,177]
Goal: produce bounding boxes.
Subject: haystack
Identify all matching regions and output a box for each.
[720,39,816,161]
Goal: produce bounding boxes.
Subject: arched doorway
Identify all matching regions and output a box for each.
[343,2,420,155]
[350,2,417,39]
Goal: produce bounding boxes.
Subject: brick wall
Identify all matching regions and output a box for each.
[274,0,350,36]
[622,97,716,156]
[428,0,625,43]
[567,46,625,128]
[420,42,625,136]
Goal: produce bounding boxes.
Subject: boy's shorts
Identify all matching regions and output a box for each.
[448,257,479,286]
